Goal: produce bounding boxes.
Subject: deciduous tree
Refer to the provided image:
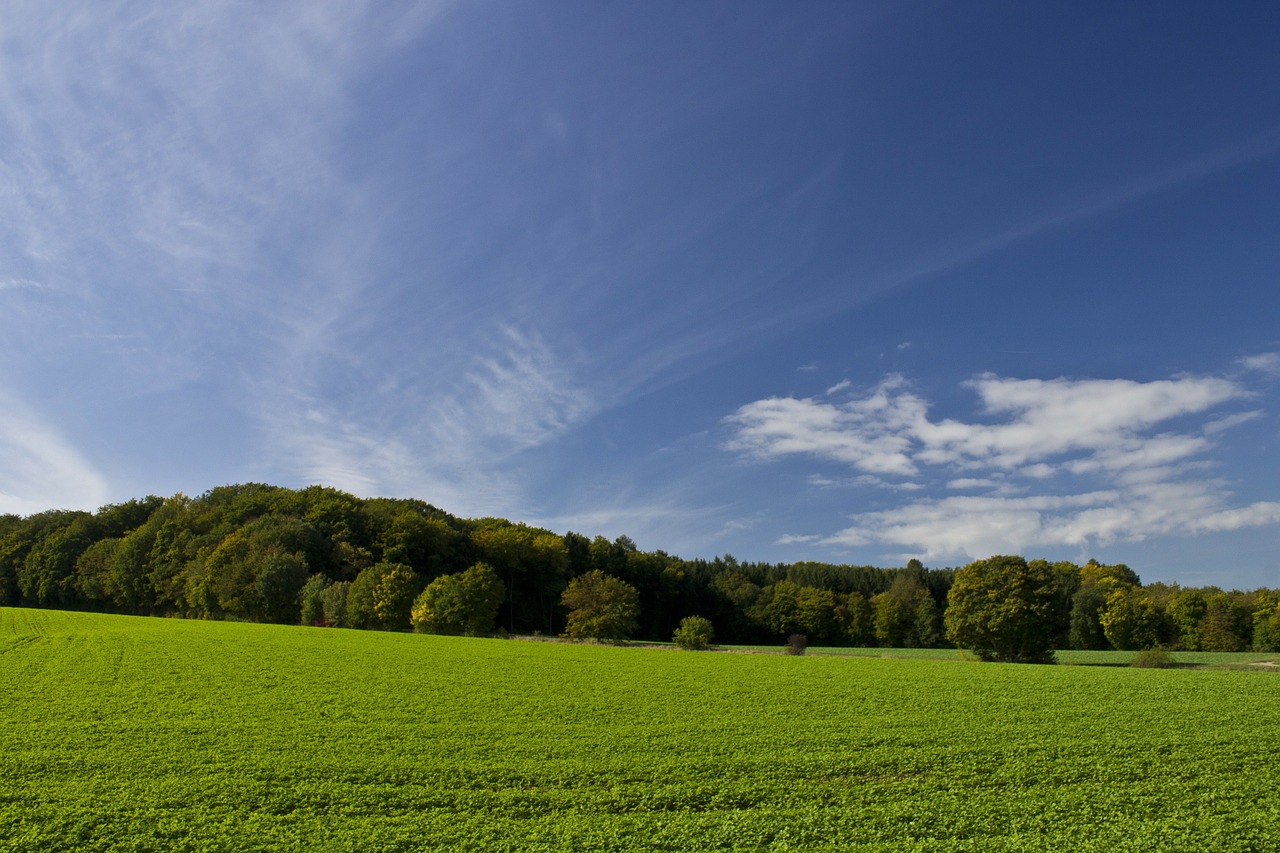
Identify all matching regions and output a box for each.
[560,570,639,641]
[411,562,505,636]
[944,555,1067,663]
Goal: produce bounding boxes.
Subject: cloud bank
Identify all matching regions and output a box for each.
[726,367,1279,561]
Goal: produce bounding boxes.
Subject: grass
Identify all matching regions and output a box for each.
[3,608,1279,851]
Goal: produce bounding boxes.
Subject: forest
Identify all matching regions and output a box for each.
[2,482,1277,653]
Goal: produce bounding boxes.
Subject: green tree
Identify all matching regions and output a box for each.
[1099,586,1162,651]
[1252,593,1280,653]
[835,591,874,646]
[256,551,309,624]
[346,564,382,629]
[299,573,329,625]
[561,570,639,641]
[944,555,1067,664]
[754,580,802,637]
[321,580,351,627]
[913,595,942,648]
[872,592,906,647]
[411,562,506,636]
[73,538,121,605]
[371,563,418,630]
[794,586,838,642]
[17,511,96,606]
[1168,589,1209,651]
[1199,592,1251,651]
[871,572,936,647]
[1068,561,1139,650]
[673,615,714,650]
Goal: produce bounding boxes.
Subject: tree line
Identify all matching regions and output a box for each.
[1,483,1276,655]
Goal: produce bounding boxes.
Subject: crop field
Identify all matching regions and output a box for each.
[2,609,1278,852]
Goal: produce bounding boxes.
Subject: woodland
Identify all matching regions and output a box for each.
[2,483,1277,655]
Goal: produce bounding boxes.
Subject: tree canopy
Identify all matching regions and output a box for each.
[945,556,1069,664]
[0,483,1274,657]
[412,562,505,636]
[560,570,640,641]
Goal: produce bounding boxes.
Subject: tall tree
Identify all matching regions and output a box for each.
[560,570,639,641]
[945,555,1068,664]
[411,562,505,636]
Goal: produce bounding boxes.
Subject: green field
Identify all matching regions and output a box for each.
[3,609,1278,852]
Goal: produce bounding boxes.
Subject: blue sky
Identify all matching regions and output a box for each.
[2,1,1278,588]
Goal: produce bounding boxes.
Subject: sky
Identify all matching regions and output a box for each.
[1,1,1278,588]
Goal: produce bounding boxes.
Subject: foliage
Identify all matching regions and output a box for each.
[372,563,418,629]
[835,591,873,645]
[345,565,379,629]
[299,573,329,625]
[1199,592,1252,651]
[411,562,506,636]
[871,572,940,648]
[672,615,714,650]
[0,483,1275,653]
[785,633,808,655]
[1068,584,1111,650]
[560,570,639,640]
[1168,589,1209,650]
[256,550,310,624]
[945,556,1068,663]
[347,562,420,630]
[1129,647,1175,668]
[1253,593,1280,653]
[1100,586,1162,651]
[320,580,351,627]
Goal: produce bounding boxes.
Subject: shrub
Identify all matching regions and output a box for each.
[1130,647,1175,669]
[673,616,714,650]
[785,634,808,656]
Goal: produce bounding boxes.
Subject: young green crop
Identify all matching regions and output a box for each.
[2,608,1278,851]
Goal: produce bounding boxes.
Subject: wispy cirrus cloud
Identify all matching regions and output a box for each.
[0,388,108,516]
[0,2,454,501]
[728,364,1278,560]
[261,325,594,515]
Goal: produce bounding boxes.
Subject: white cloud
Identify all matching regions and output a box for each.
[1239,352,1280,375]
[443,326,593,453]
[727,369,1277,560]
[1203,411,1263,435]
[260,324,593,516]
[0,389,108,515]
[947,478,1000,490]
[727,373,1243,477]
[725,375,921,477]
[822,492,1119,558]
[825,379,852,395]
